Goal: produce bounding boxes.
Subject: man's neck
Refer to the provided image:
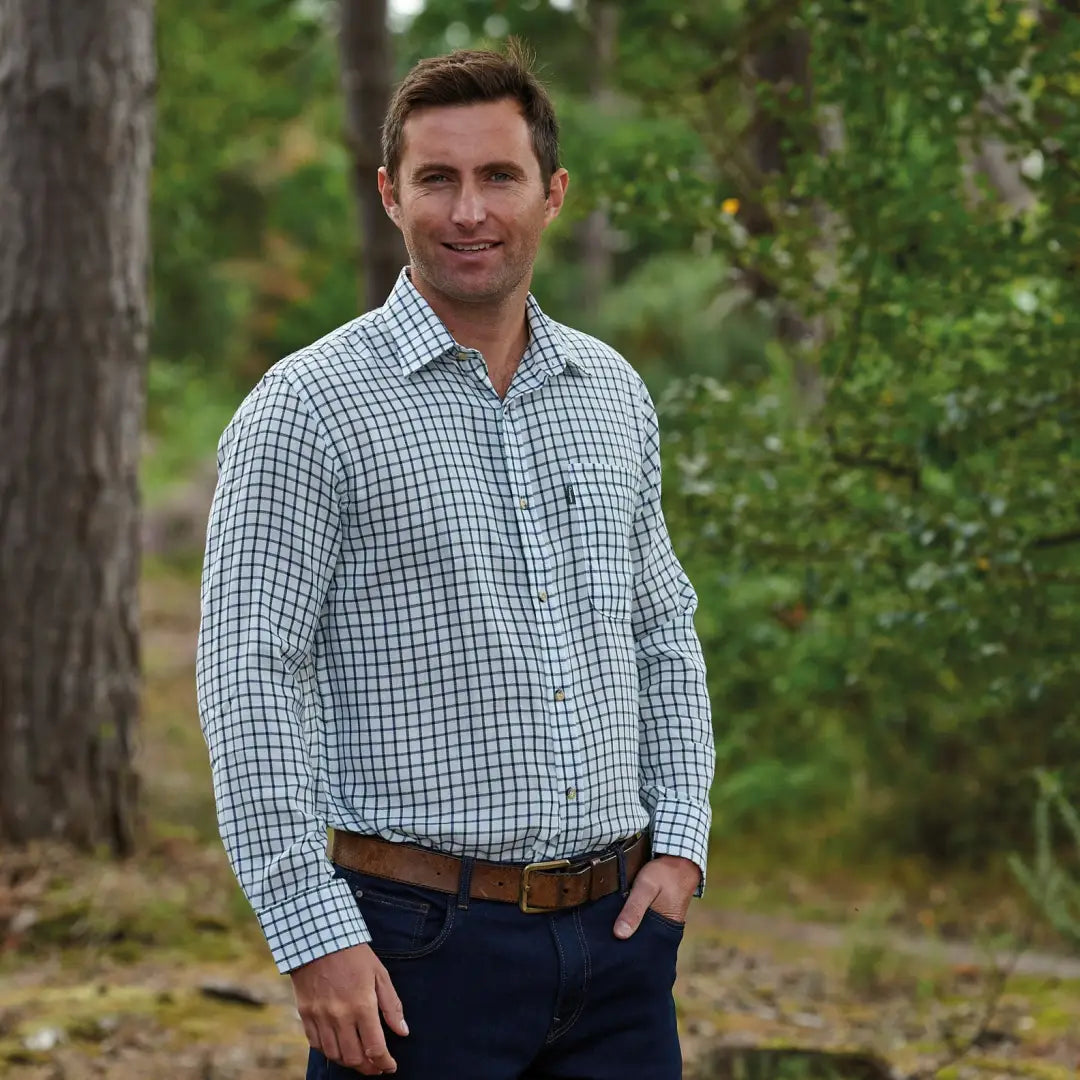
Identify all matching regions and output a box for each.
[409,268,531,397]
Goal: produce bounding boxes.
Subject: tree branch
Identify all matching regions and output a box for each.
[826,241,877,397]
[1030,528,1080,551]
[695,0,801,95]
[976,86,1080,186]
[824,424,920,487]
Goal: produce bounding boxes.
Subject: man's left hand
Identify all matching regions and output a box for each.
[613,854,701,939]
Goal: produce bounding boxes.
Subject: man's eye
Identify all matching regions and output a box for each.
[423,174,449,184]
[490,172,513,182]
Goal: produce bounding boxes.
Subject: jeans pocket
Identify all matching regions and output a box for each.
[568,460,638,623]
[334,865,456,960]
[642,906,686,938]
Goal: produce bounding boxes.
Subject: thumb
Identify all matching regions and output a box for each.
[613,876,660,940]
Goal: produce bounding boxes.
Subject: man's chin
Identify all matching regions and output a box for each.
[428,272,513,305]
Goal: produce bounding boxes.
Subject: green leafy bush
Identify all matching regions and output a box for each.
[1010,771,1080,942]
[647,0,1080,860]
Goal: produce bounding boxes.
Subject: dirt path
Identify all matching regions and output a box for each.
[690,905,1080,980]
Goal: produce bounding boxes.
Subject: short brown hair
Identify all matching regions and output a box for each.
[382,41,561,188]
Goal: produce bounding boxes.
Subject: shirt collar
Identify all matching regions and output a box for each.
[524,293,592,378]
[381,267,592,378]
[382,269,459,376]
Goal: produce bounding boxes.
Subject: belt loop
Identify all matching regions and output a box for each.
[616,845,628,895]
[457,856,474,910]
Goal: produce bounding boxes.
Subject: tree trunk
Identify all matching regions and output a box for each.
[739,20,826,408]
[741,24,812,258]
[0,0,155,853]
[339,0,406,311]
[578,0,619,315]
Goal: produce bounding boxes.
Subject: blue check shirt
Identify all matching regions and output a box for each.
[196,269,714,973]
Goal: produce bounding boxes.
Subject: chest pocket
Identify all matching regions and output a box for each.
[568,460,639,623]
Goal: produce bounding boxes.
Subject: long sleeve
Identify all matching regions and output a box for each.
[195,371,370,973]
[630,381,715,889]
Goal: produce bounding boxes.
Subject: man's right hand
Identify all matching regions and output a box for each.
[290,943,409,1075]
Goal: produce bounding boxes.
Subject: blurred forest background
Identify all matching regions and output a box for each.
[3,0,1080,1076]
[148,0,1080,863]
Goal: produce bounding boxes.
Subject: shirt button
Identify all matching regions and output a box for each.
[456,349,469,361]
[554,689,566,702]
[537,590,548,603]
[519,497,528,510]
[566,787,577,801]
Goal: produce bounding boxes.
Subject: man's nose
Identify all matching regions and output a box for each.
[450,183,486,228]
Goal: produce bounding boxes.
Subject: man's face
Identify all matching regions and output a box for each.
[379,98,568,307]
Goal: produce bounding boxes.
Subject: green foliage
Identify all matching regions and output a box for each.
[652,0,1080,859]
[153,0,357,378]
[591,253,769,388]
[1010,772,1080,943]
[143,361,241,503]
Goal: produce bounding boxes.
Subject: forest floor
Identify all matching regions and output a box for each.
[1,569,1078,1080]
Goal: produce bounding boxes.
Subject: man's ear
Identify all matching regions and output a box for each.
[544,168,569,226]
[378,166,401,226]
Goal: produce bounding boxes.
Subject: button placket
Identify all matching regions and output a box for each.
[499,394,581,836]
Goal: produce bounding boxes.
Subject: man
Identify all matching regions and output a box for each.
[197,43,714,1079]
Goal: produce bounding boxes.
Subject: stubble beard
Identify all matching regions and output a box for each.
[410,243,531,307]
[404,210,548,307]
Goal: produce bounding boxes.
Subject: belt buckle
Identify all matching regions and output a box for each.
[519,858,571,913]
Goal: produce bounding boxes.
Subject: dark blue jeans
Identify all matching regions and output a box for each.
[305,857,684,1079]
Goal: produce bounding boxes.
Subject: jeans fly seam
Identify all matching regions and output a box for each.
[560,905,591,1038]
[545,909,589,1044]
[544,913,571,1046]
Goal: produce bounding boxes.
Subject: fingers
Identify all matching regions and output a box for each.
[330,1015,372,1073]
[377,967,410,1037]
[313,1016,342,1068]
[614,873,660,939]
[356,988,398,1074]
[301,1015,323,1059]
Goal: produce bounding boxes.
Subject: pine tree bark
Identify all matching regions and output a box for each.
[339,0,406,311]
[578,0,619,315]
[0,0,155,852]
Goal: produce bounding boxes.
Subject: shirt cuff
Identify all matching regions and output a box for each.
[649,797,712,897]
[257,876,372,973]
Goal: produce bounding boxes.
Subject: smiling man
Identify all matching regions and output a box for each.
[197,44,714,1080]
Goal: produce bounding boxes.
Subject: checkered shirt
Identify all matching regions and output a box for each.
[196,269,714,973]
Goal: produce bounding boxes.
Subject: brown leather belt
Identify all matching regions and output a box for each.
[331,831,649,913]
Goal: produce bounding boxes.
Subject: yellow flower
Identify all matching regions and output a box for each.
[721,197,740,215]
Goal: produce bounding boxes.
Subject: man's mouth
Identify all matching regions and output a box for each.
[443,242,500,252]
